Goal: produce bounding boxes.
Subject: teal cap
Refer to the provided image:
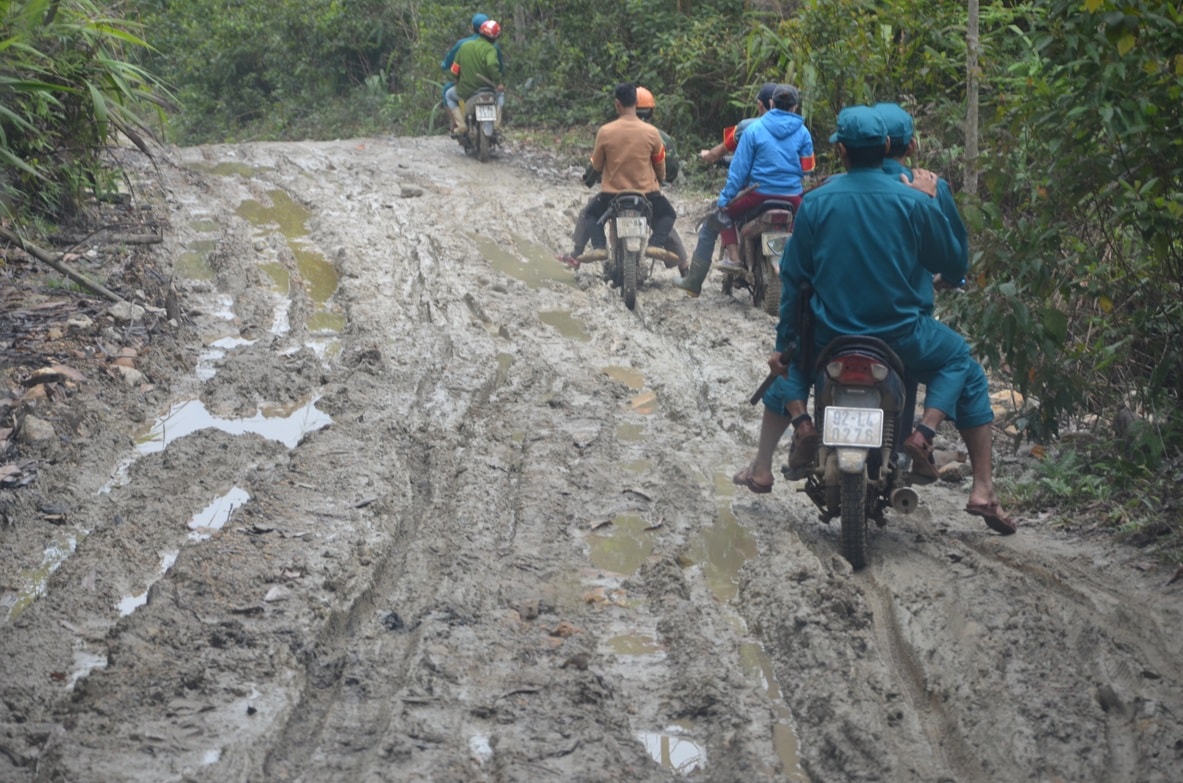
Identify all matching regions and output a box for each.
[874,102,914,146]
[828,106,888,148]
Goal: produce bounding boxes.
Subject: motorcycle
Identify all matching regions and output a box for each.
[602,191,653,311]
[719,199,798,316]
[573,191,683,311]
[783,334,925,571]
[459,88,502,163]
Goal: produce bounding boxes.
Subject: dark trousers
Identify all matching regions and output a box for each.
[574,192,676,253]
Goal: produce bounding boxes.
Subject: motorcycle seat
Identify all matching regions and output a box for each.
[608,191,652,216]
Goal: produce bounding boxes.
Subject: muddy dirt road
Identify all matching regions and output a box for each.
[3,135,1182,782]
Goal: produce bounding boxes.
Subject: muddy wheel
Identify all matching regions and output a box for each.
[759,256,781,317]
[721,268,734,296]
[477,129,490,163]
[622,248,639,310]
[840,469,869,570]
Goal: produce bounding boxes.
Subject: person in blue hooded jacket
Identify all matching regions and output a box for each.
[678,85,816,296]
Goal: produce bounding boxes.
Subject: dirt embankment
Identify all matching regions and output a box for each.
[2,135,1181,782]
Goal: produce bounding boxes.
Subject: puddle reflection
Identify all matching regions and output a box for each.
[117,550,179,616]
[603,365,645,389]
[637,721,707,775]
[68,649,108,690]
[236,189,341,334]
[681,504,758,602]
[197,336,256,381]
[5,532,77,621]
[588,514,655,575]
[616,422,645,442]
[177,239,217,280]
[628,389,658,415]
[135,397,331,454]
[607,633,664,656]
[539,309,590,342]
[188,486,250,541]
[468,734,493,765]
[473,232,576,290]
[188,161,270,178]
[741,642,810,781]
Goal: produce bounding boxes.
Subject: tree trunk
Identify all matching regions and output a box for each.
[965,0,980,196]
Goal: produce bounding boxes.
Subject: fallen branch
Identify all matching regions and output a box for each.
[52,232,161,246]
[0,226,128,304]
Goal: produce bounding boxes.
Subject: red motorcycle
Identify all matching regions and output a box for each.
[720,200,797,316]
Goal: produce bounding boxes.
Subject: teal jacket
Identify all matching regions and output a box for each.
[777,166,964,353]
[882,157,968,309]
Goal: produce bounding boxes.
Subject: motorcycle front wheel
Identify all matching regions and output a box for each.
[840,469,869,570]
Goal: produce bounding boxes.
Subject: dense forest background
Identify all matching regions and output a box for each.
[2,0,1181,550]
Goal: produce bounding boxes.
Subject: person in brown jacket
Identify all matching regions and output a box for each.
[559,83,677,267]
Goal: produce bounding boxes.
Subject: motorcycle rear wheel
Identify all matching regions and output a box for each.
[840,469,869,570]
[748,235,781,317]
[477,128,490,163]
[622,246,639,310]
[759,256,780,317]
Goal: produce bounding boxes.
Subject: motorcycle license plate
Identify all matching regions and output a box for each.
[822,406,884,448]
[616,216,648,239]
[762,232,790,256]
[475,104,497,122]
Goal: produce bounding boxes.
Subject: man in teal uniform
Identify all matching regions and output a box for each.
[732,105,1014,535]
[875,102,968,301]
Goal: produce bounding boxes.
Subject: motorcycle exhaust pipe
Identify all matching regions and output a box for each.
[891,487,919,514]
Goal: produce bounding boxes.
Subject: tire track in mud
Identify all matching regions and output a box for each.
[259,428,433,778]
[947,533,1176,782]
[859,508,1183,782]
[862,574,984,781]
[240,154,668,778]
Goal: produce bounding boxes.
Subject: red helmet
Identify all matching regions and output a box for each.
[635,86,656,110]
[479,19,501,40]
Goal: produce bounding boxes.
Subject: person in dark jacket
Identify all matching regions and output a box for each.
[698,81,778,166]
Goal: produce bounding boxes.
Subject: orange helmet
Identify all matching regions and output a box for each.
[635,86,656,120]
[479,19,501,40]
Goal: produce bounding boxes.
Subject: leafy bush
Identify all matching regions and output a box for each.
[1,0,168,218]
[954,0,1183,446]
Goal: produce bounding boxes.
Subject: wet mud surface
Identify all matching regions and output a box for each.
[2,136,1182,782]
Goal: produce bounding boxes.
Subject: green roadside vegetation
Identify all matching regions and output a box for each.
[3,0,1181,559]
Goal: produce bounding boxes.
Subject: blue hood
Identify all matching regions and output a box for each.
[760,109,805,140]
